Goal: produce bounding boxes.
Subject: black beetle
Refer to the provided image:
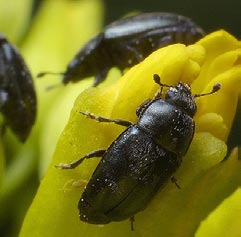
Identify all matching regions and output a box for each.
[56,74,220,229]
[0,34,36,142]
[38,12,205,86]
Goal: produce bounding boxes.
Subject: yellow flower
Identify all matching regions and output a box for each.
[20,30,241,237]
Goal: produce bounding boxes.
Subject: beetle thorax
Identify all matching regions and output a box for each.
[137,92,195,155]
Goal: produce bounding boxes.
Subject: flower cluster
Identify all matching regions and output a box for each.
[21,29,241,237]
[0,1,240,237]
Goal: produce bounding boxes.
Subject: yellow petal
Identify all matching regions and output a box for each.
[196,113,228,141]
[192,30,240,92]
[195,66,241,141]
[189,30,241,141]
[196,148,241,237]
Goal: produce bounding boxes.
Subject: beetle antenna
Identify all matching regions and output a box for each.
[153,74,172,88]
[36,71,65,78]
[153,74,172,99]
[193,83,221,98]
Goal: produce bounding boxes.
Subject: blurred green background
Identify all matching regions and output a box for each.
[0,0,240,236]
[5,0,241,45]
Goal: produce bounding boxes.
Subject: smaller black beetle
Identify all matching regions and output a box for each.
[56,74,220,229]
[0,34,36,142]
[38,12,205,86]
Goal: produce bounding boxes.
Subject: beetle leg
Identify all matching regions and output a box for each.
[153,74,174,99]
[130,216,135,231]
[93,67,109,87]
[114,41,145,64]
[55,149,106,169]
[153,89,163,99]
[136,99,152,117]
[171,176,181,189]
[80,111,133,127]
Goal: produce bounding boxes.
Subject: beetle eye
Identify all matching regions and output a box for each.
[169,87,178,93]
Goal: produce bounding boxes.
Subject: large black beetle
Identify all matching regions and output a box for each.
[38,12,205,86]
[0,34,36,142]
[56,74,220,229]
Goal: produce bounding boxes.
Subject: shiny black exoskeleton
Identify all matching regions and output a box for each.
[57,74,221,228]
[0,34,36,142]
[39,12,205,86]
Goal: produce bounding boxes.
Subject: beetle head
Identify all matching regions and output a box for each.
[165,83,197,117]
[153,74,197,117]
[63,33,111,84]
[153,74,221,118]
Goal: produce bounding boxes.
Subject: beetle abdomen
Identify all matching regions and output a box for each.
[104,13,204,69]
[79,125,180,223]
[104,12,204,39]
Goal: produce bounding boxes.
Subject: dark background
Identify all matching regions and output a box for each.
[102,0,241,38]
[30,0,241,38]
